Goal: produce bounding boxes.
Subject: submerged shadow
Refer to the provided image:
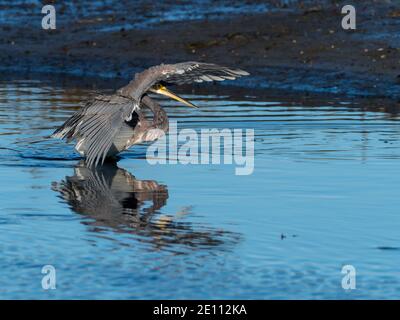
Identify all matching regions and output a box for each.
[52,160,239,251]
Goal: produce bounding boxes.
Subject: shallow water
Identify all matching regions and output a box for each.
[1,79,400,299]
[0,1,328,31]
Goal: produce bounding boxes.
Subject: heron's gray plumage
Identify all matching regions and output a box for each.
[53,94,138,166]
[118,62,249,99]
[52,62,249,166]
[160,62,249,84]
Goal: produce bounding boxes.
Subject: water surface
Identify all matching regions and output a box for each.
[1,79,400,299]
[0,1,328,30]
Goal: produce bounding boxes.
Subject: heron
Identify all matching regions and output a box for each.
[52,62,249,166]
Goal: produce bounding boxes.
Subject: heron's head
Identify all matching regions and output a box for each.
[149,84,197,108]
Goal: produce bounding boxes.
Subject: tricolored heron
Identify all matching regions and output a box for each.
[52,62,249,166]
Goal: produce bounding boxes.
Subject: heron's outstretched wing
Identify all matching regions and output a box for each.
[52,94,138,166]
[121,62,249,99]
[159,62,249,85]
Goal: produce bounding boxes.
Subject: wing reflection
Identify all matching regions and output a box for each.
[52,161,239,251]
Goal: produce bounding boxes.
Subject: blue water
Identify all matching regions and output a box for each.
[1,79,400,299]
[0,0,330,31]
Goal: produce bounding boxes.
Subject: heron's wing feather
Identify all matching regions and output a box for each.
[159,62,249,85]
[126,62,249,97]
[52,94,138,166]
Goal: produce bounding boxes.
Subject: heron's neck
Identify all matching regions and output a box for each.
[141,96,168,130]
[118,68,156,100]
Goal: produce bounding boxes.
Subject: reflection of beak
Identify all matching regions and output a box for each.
[149,85,198,108]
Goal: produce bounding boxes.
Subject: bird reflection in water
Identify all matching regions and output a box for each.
[52,160,238,251]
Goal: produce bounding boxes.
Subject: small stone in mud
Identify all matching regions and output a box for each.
[388,10,400,17]
[303,6,322,15]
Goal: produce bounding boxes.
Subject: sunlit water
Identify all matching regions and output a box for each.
[1,80,400,299]
[0,1,328,31]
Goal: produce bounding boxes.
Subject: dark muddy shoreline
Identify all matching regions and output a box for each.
[1,0,400,101]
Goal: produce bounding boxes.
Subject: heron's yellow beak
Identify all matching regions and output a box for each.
[150,85,198,108]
